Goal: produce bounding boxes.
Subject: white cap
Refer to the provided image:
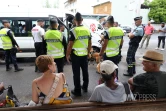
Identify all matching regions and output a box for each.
[100,60,118,75]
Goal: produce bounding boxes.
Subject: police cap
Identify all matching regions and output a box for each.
[2,20,10,24]
[37,19,44,22]
[134,16,142,21]
[49,18,58,24]
[75,12,82,21]
[106,15,114,23]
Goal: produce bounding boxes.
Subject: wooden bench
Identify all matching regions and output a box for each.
[1,99,166,111]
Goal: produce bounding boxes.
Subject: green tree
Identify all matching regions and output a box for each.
[53,0,59,8]
[148,0,166,23]
[44,0,51,8]
[143,0,150,6]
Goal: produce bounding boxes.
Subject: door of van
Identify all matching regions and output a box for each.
[49,15,70,43]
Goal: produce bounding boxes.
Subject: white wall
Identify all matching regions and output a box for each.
[140,9,150,24]
[111,0,148,28]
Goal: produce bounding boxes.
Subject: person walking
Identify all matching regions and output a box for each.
[155,22,166,51]
[140,21,154,49]
[66,12,91,96]
[31,19,45,72]
[99,16,124,79]
[0,20,23,72]
[45,18,66,73]
[123,17,144,76]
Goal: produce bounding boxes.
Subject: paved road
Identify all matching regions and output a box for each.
[0,34,165,104]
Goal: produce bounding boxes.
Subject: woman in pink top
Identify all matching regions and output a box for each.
[140,21,154,49]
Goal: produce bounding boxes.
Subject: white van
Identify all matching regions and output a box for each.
[0,8,103,58]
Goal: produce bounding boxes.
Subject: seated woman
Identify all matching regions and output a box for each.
[31,55,72,105]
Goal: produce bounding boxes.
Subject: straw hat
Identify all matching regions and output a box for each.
[139,50,164,63]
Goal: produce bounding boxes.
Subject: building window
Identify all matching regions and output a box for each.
[105,6,107,12]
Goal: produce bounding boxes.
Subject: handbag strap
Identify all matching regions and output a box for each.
[122,82,130,95]
[44,74,60,104]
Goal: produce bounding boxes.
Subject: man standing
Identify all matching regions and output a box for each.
[66,12,91,96]
[124,17,144,76]
[0,20,23,72]
[99,16,124,79]
[31,19,45,72]
[140,21,154,49]
[128,50,166,98]
[155,22,166,51]
[45,18,66,73]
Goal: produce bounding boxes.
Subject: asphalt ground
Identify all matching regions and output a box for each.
[0,34,166,104]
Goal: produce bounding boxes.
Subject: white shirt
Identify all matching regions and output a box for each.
[31,25,45,42]
[89,82,135,103]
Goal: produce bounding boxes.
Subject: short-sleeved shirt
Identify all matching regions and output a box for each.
[133,71,166,98]
[89,82,135,103]
[69,25,91,41]
[159,26,166,37]
[132,25,144,37]
[129,25,144,46]
[31,25,45,42]
[144,25,154,35]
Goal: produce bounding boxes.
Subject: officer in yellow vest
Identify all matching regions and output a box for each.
[66,12,92,96]
[99,16,124,79]
[45,18,67,73]
[0,20,23,72]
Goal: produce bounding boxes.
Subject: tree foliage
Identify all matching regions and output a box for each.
[43,0,59,8]
[45,0,51,8]
[143,0,150,6]
[148,0,166,23]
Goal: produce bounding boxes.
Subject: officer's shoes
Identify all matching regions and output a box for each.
[15,68,24,72]
[71,90,82,96]
[81,86,88,93]
[6,67,12,71]
[123,73,133,77]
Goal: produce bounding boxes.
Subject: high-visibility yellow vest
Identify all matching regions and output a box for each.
[106,27,124,57]
[45,30,64,59]
[0,28,13,50]
[71,26,90,56]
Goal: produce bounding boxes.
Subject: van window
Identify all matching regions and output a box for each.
[10,20,29,37]
[31,20,50,31]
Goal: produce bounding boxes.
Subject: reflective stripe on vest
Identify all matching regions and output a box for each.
[106,27,124,57]
[71,26,90,56]
[45,30,64,59]
[0,28,12,50]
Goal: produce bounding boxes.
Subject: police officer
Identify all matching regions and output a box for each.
[45,18,67,73]
[114,21,124,64]
[31,19,45,72]
[66,12,92,96]
[0,20,23,72]
[99,16,124,79]
[123,17,144,76]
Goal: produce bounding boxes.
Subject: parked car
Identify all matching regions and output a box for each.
[121,26,132,33]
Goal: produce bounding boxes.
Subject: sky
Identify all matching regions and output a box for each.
[1,0,153,9]
[2,0,65,8]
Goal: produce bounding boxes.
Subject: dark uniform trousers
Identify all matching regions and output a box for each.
[54,58,64,73]
[5,48,19,70]
[103,54,119,79]
[71,52,89,93]
[126,45,139,74]
[34,42,44,71]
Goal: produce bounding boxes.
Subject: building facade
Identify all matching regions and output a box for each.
[93,1,112,15]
